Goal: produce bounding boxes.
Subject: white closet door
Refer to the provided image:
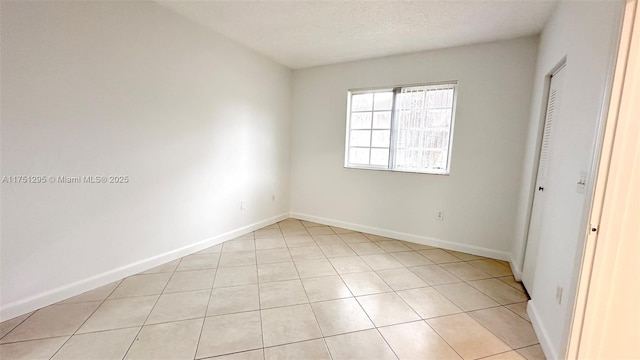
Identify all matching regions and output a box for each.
[523,65,566,290]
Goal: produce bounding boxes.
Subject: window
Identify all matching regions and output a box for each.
[345,83,457,174]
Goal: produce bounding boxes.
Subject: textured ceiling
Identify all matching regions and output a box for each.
[158,1,558,69]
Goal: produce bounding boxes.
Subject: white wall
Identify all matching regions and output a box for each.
[0,1,291,320]
[511,1,624,358]
[289,37,538,259]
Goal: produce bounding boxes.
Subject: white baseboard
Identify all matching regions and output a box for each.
[510,258,523,282]
[290,212,510,261]
[528,300,558,360]
[0,212,289,322]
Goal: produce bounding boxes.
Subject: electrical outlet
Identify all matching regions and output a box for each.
[435,211,444,221]
[240,201,246,210]
[556,286,563,304]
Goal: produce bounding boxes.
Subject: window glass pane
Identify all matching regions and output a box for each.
[350,130,371,147]
[373,92,393,111]
[351,93,373,111]
[371,130,390,148]
[351,112,372,129]
[373,111,391,128]
[370,148,389,166]
[349,148,370,165]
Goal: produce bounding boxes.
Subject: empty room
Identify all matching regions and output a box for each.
[1,0,639,359]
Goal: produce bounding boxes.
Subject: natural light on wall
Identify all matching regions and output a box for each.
[344,83,457,174]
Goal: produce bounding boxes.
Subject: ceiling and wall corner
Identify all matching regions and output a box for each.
[157,0,558,69]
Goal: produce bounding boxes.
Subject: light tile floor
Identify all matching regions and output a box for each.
[0,218,546,360]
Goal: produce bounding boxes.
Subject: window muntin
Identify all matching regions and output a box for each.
[345,83,457,174]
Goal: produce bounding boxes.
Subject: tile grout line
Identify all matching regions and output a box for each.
[120,257,182,360]
[46,277,126,360]
[192,246,223,360]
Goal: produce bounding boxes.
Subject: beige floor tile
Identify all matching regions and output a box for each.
[59,281,120,304]
[146,290,209,324]
[289,246,326,261]
[258,262,299,283]
[301,220,324,227]
[208,284,259,316]
[311,298,374,336]
[427,313,510,359]
[418,249,463,264]
[307,226,335,236]
[140,259,180,274]
[516,344,546,360]
[0,312,33,339]
[389,251,433,267]
[468,259,513,277]
[338,233,371,244]
[214,349,264,360]
[375,240,411,253]
[213,265,257,288]
[403,242,436,250]
[301,275,352,302]
[259,279,308,308]
[77,296,158,333]
[397,287,462,319]
[410,265,461,285]
[125,318,202,360]
[483,351,527,360]
[468,307,539,348]
[360,254,404,270]
[261,304,322,347]
[255,229,283,239]
[109,273,171,299]
[325,329,397,360]
[379,321,462,360]
[222,239,256,253]
[440,262,493,281]
[261,223,281,230]
[52,327,139,360]
[196,244,223,254]
[312,234,345,246]
[255,238,287,250]
[348,242,386,255]
[434,283,499,311]
[363,234,394,242]
[506,302,530,322]
[0,336,68,360]
[264,338,330,360]
[284,236,316,248]
[2,302,100,342]
[330,227,356,234]
[357,292,419,327]
[376,268,428,291]
[468,279,529,305]
[197,311,262,358]
[234,233,255,240]
[498,276,527,293]
[281,229,310,237]
[218,251,256,268]
[257,249,292,264]
[295,259,337,278]
[176,253,220,271]
[340,272,392,296]
[329,256,372,274]
[445,250,484,261]
[320,244,357,258]
[164,269,215,293]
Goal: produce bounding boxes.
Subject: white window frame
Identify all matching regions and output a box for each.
[344,81,458,175]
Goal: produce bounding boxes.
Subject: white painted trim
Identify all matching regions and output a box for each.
[290,212,510,261]
[528,300,558,360]
[0,212,289,322]
[510,258,523,282]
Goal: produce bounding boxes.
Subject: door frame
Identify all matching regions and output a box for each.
[567,0,639,357]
